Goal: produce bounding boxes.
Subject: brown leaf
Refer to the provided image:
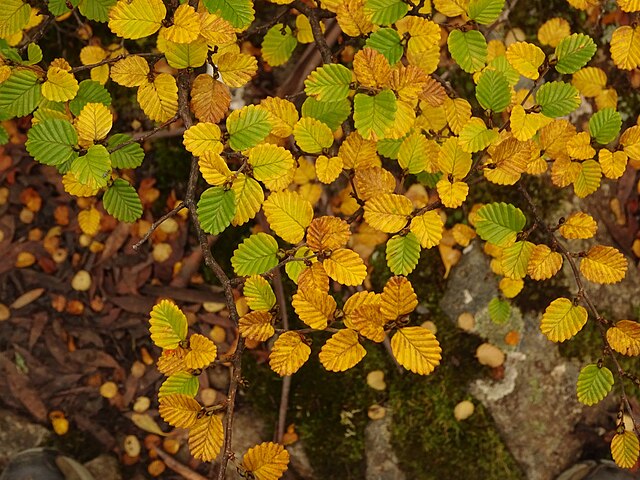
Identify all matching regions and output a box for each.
[0,354,48,422]
[10,288,45,309]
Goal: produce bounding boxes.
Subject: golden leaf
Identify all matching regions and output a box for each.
[607,320,640,356]
[409,210,443,248]
[349,304,385,342]
[138,74,178,122]
[380,276,417,321]
[292,288,336,329]
[269,331,311,376]
[339,131,380,169]
[297,262,330,293]
[241,442,290,480]
[189,413,224,462]
[353,166,396,200]
[307,216,351,252]
[110,55,150,87]
[390,326,441,375]
[239,311,275,342]
[540,298,588,343]
[190,74,231,124]
[353,47,391,88]
[184,333,217,369]
[611,430,640,469]
[322,248,367,286]
[558,212,598,239]
[158,394,201,428]
[343,291,381,329]
[319,329,366,372]
[580,245,627,284]
[364,193,413,233]
[527,244,563,281]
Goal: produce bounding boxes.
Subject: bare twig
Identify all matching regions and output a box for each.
[132,202,186,250]
[292,1,333,64]
[70,52,162,72]
[108,115,180,154]
[152,447,209,480]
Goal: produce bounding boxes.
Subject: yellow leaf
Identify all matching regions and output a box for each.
[149,299,188,349]
[190,74,230,124]
[433,0,468,16]
[297,262,330,292]
[239,311,275,342]
[619,0,640,11]
[611,25,640,70]
[198,12,235,45]
[572,67,607,97]
[138,74,178,122]
[158,394,201,428]
[607,320,640,356]
[510,105,552,141]
[315,155,343,184]
[443,97,471,135]
[189,414,224,462]
[241,442,290,480]
[263,190,313,244]
[438,136,472,180]
[307,216,350,252]
[323,248,367,286]
[506,42,545,80]
[292,288,336,329]
[363,193,413,233]
[199,152,232,186]
[216,52,258,88]
[108,0,166,39]
[567,132,595,160]
[244,275,276,312]
[336,0,373,38]
[349,304,385,342]
[558,212,597,239]
[611,431,640,469]
[80,46,107,66]
[62,172,100,197]
[231,174,264,226]
[580,245,627,284]
[295,14,315,43]
[339,132,380,169]
[183,123,223,157]
[269,331,311,376]
[538,17,571,47]
[552,158,581,188]
[319,329,367,372]
[451,223,476,247]
[436,178,468,208]
[156,349,188,376]
[76,103,112,143]
[353,47,391,88]
[162,4,200,44]
[499,277,524,298]
[598,149,628,180]
[573,159,601,198]
[353,166,396,200]
[389,65,430,103]
[409,210,443,248]
[184,333,217,369]
[343,291,380,329]
[41,67,79,102]
[501,240,534,279]
[111,55,150,87]
[380,276,417,320]
[540,297,588,342]
[527,244,563,280]
[396,16,441,55]
[260,97,298,138]
[540,119,576,158]
[247,144,295,192]
[78,207,101,236]
[391,326,442,375]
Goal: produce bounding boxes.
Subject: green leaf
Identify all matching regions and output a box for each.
[589,108,622,145]
[386,232,421,276]
[398,132,430,173]
[78,0,116,22]
[69,80,112,116]
[501,241,535,279]
[103,178,143,222]
[107,134,145,169]
[33,100,68,123]
[416,171,442,188]
[476,69,510,113]
[488,297,511,324]
[366,28,403,64]
[261,25,297,67]
[301,97,351,131]
[226,105,271,151]
[149,300,188,349]
[231,232,279,276]
[554,33,597,74]
[48,0,79,16]
[304,63,353,102]
[576,364,614,406]
[293,117,334,153]
[0,41,21,63]
[26,119,78,169]
[71,145,111,188]
[0,70,42,120]
[244,275,276,311]
[196,187,236,235]
[488,55,520,86]
[467,0,505,24]
[458,118,498,153]
[285,246,314,283]
[159,372,200,399]
[364,0,408,26]
[24,44,42,66]
[202,0,254,30]
[353,90,397,140]
[0,0,31,38]
[0,125,8,145]
[536,81,581,118]
[377,136,405,159]
[475,202,526,246]
[164,40,208,69]
[447,29,488,74]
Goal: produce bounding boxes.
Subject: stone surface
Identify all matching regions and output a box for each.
[365,415,405,480]
[0,410,50,470]
[83,454,122,480]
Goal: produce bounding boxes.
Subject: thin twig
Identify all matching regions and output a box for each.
[70,52,162,72]
[132,202,186,250]
[152,447,209,480]
[293,1,333,64]
[108,115,180,154]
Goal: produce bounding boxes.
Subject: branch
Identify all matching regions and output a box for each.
[292,1,333,64]
[108,115,180,154]
[152,447,208,480]
[70,52,163,73]
[132,202,186,251]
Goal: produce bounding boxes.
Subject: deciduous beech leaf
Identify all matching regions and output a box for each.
[191,75,231,124]
[307,216,351,251]
[231,174,264,224]
[315,155,343,184]
[458,118,498,153]
[538,17,571,47]
[0,70,42,119]
[103,178,143,222]
[138,74,179,123]
[364,0,407,25]
[443,97,472,135]
[231,233,279,276]
[576,364,614,406]
[0,0,30,38]
[215,52,258,88]
[158,394,201,429]
[510,105,552,141]
[285,247,316,284]
[298,263,330,293]
[607,320,640,356]
[475,202,526,247]
[540,298,588,343]
[108,0,166,39]
[292,288,336,329]
[78,208,101,236]
[319,329,367,372]
[536,82,581,118]
[398,132,430,173]
[110,55,150,87]
[349,305,385,342]
[410,211,443,248]
[527,244,563,280]
[77,102,112,144]
[196,187,236,235]
[263,190,313,244]
[262,25,297,67]
[467,0,505,24]
[162,4,200,44]
[184,334,217,369]
[203,0,255,30]
[183,123,222,157]
[71,144,111,188]
[353,90,397,141]
[501,241,535,279]
[189,414,224,462]
[611,431,640,469]
[162,38,208,69]
[506,41,545,80]
[244,276,276,312]
[610,25,640,70]
[293,117,334,153]
[573,160,601,198]
[26,119,78,168]
[157,350,188,376]
[301,97,351,132]
[239,311,275,342]
[488,297,511,324]
[149,299,188,349]
[599,150,628,180]
[447,29,488,73]
[364,193,413,233]
[619,0,640,12]
[159,372,199,399]
[323,248,367,286]
[391,327,442,375]
[79,0,117,22]
[226,105,271,151]
[380,276,417,320]
[366,28,403,64]
[304,64,353,102]
[269,331,311,376]
[588,108,622,144]
[476,69,510,112]
[554,33,596,74]
[241,442,290,480]
[580,245,627,284]
[386,233,421,276]
[558,212,597,239]
[436,179,469,209]
[69,81,111,116]
[107,134,144,169]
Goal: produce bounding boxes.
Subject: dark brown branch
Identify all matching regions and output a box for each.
[19,15,54,54]
[292,1,333,64]
[132,202,185,250]
[70,52,162,73]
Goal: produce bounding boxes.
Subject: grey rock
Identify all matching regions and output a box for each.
[365,415,405,480]
[0,410,50,470]
[83,454,121,480]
